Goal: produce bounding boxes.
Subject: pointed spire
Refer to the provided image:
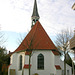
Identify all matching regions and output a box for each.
[31,0,40,28]
[32,0,39,18]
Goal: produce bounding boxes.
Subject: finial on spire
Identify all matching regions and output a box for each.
[31,0,40,28]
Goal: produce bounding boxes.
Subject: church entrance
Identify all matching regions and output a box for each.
[10,69,16,75]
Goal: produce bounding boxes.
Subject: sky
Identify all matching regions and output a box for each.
[0,0,75,52]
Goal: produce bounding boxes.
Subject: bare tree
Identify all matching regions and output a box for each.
[17,31,40,75]
[0,26,6,46]
[55,29,73,75]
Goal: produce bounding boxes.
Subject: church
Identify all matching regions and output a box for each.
[8,0,72,75]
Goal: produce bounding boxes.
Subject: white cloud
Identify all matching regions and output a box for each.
[39,0,75,34]
[0,0,75,51]
[0,0,75,34]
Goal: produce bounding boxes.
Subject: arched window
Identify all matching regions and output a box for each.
[19,55,22,70]
[37,54,44,69]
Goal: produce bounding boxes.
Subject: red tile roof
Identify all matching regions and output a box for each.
[8,64,11,68]
[25,51,32,55]
[14,21,59,55]
[24,64,31,69]
[52,51,59,55]
[55,65,61,70]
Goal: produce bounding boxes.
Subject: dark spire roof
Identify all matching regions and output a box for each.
[32,0,40,18]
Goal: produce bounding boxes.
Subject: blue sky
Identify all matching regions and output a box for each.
[0,0,75,52]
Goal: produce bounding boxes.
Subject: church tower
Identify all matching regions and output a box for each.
[31,0,40,28]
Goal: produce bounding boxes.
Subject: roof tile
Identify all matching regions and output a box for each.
[55,65,61,70]
[14,21,59,55]
[24,64,31,69]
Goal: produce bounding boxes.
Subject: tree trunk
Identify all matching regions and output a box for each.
[29,53,31,75]
[64,51,66,75]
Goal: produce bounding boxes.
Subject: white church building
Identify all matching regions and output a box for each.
[8,0,72,75]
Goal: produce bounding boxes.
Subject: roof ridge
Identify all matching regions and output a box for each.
[14,21,59,54]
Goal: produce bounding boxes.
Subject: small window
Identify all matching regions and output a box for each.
[37,54,44,70]
[19,55,22,70]
[67,70,69,75]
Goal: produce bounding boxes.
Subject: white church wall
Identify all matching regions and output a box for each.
[9,50,72,75]
[25,55,29,64]
[60,60,72,75]
[55,55,60,65]
[54,55,62,75]
[8,52,25,75]
[17,70,22,75]
[24,69,29,75]
[8,53,18,75]
[31,50,56,75]
[11,53,18,68]
[66,64,72,75]
[18,52,25,69]
[16,52,25,75]
[56,70,61,75]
